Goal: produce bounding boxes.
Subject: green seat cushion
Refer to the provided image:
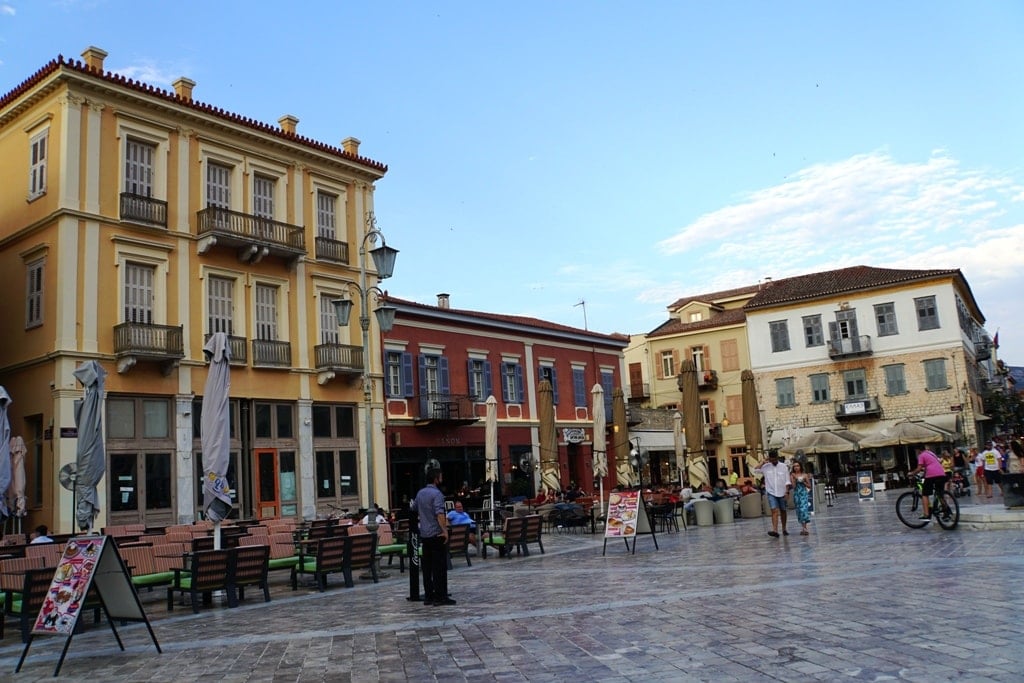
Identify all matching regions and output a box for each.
[131,572,175,587]
[269,556,299,570]
[377,544,406,555]
[486,535,506,545]
[298,558,318,572]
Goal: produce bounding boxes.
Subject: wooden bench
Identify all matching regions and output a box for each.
[229,545,271,606]
[482,516,527,559]
[447,523,473,567]
[2,567,55,642]
[291,536,347,592]
[167,549,232,613]
[342,532,378,588]
[374,522,408,572]
[119,545,176,590]
[521,514,545,556]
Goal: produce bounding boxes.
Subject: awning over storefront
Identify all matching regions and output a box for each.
[767,425,845,450]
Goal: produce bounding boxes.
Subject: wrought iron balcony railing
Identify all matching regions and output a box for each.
[252,339,292,367]
[197,207,306,260]
[315,236,350,264]
[627,382,649,401]
[314,343,364,374]
[703,422,723,443]
[698,369,718,391]
[203,333,249,365]
[120,192,168,227]
[113,322,184,374]
[416,393,476,422]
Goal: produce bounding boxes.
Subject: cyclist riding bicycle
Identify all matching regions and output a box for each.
[906,444,946,522]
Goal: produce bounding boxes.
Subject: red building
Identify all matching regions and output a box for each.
[383,294,629,507]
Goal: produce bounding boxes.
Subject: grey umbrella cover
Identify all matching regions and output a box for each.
[202,333,233,522]
[0,387,11,517]
[73,361,107,530]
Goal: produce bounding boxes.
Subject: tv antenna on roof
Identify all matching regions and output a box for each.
[574,299,588,330]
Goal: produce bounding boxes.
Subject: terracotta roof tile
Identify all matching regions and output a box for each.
[0,55,387,173]
[666,283,761,311]
[647,308,748,338]
[743,265,961,310]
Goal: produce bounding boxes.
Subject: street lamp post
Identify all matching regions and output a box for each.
[331,212,398,534]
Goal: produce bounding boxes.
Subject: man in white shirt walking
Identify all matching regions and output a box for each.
[757,451,792,537]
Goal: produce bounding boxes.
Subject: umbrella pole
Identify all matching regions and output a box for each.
[489,481,495,528]
[213,520,222,550]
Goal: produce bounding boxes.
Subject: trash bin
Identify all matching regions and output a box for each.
[693,499,714,526]
[1003,473,1024,509]
[739,493,762,518]
[713,498,735,524]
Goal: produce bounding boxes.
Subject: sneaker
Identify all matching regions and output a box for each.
[767,531,779,538]
[918,517,931,524]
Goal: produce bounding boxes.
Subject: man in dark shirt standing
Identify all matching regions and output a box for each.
[415,468,455,606]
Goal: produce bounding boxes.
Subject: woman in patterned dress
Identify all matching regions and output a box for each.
[790,461,812,535]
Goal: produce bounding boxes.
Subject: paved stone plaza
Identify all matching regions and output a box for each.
[2,492,1022,682]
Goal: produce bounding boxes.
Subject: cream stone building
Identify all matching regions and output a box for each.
[0,47,390,532]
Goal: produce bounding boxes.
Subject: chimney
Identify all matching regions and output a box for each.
[437,293,450,309]
[278,114,299,135]
[81,46,108,72]
[342,137,361,156]
[173,77,196,102]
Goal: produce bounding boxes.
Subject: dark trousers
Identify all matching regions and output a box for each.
[421,535,448,601]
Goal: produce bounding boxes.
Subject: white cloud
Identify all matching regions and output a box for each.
[111,60,184,88]
[1,5,15,16]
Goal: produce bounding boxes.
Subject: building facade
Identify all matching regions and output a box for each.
[0,47,390,532]
[383,295,629,506]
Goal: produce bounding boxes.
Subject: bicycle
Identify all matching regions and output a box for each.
[896,474,959,530]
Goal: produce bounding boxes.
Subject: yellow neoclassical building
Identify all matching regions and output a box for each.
[0,47,392,533]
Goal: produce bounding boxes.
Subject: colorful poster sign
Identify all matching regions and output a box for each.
[604,490,641,537]
[857,470,875,501]
[33,536,105,635]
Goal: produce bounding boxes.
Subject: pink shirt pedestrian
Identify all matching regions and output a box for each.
[918,449,945,478]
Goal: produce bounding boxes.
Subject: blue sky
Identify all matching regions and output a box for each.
[2,2,1022,361]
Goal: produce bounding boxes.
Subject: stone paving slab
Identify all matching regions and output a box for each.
[1,492,1022,681]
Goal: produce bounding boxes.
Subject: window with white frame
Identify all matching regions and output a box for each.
[502,361,523,404]
[809,373,830,403]
[468,359,489,400]
[422,355,440,395]
[775,378,796,407]
[923,358,948,391]
[320,295,340,344]
[690,347,704,373]
[385,351,413,398]
[660,350,675,378]
[843,369,867,399]
[206,162,231,208]
[915,295,939,331]
[124,138,156,197]
[883,364,907,395]
[26,258,44,328]
[207,276,235,335]
[317,191,337,239]
[699,400,711,424]
[254,284,279,341]
[769,320,790,352]
[875,302,899,336]
[29,129,48,199]
[123,263,155,324]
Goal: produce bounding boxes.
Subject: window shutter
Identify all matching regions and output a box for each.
[703,345,711,370]
[655,354,664,380]
[501,364,510,402]
[439,356,450,395]
[514,364,524,403]
[467,359,475,394]
[402,353,414,397]
[573,368,586,407]
[672,349,680,376]
[827,321,838,343]
[484,360,493,398]
[550,367,559,405]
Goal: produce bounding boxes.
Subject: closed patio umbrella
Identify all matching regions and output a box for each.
[73,361,107,532]
[591,384,607,514]
[484,395,498,526]
[9,436,27,526]
[673,411,685,489]
[858,420,949,448]
[740,370,764,477]
[678,360,707,487]
[537,380,561,495]
[611,388,631,487]
[201,332,233,546]
[0,387,11,520]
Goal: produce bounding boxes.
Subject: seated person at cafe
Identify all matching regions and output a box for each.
[30,524,53,544]
[446,501,477,544]
[360,505,387,525]
[739,479,759,496]
[710,479,731,501]
[564,482,584,502]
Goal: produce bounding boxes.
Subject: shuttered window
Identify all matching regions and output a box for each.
[207,276,234,335]
[124,263,155,324]
[26,258,44,328]
[29,130,47,199]
[254,176,275,218]
[254,284,278,341]
[125,139,155,196]
[206,162,231,208]
[317,191,337,239]
[320,295,339,344]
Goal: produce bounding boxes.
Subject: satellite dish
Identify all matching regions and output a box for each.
[424,458,441,475]
[59,463,78,491]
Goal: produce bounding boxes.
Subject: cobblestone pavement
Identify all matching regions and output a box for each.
[2,492,1022,682]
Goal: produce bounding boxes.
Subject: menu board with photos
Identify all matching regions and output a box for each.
[604,490,643,537]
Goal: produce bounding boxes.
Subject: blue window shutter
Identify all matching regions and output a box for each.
[550,367,559,405]
[439,356,450,395]
[514,364,524,403]
[573,368,586,407]
[602,371,614,415]
[417,355,427,394]
[467,359,474,395]
[384,353,394,398]
[402,352,414,397]
[484,360,493,398]
[501,363,510,402]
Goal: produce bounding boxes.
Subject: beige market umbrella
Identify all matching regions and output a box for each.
[780,429,862,455]
[611,388,631,487]
[484,395,498,525]
[858,420,950,448]
[678,360,708,487]
[591,384,607,514]
[537,380,561,495]
[9,436,27,525]
[741,369,764,476]
[673,411,685,489]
